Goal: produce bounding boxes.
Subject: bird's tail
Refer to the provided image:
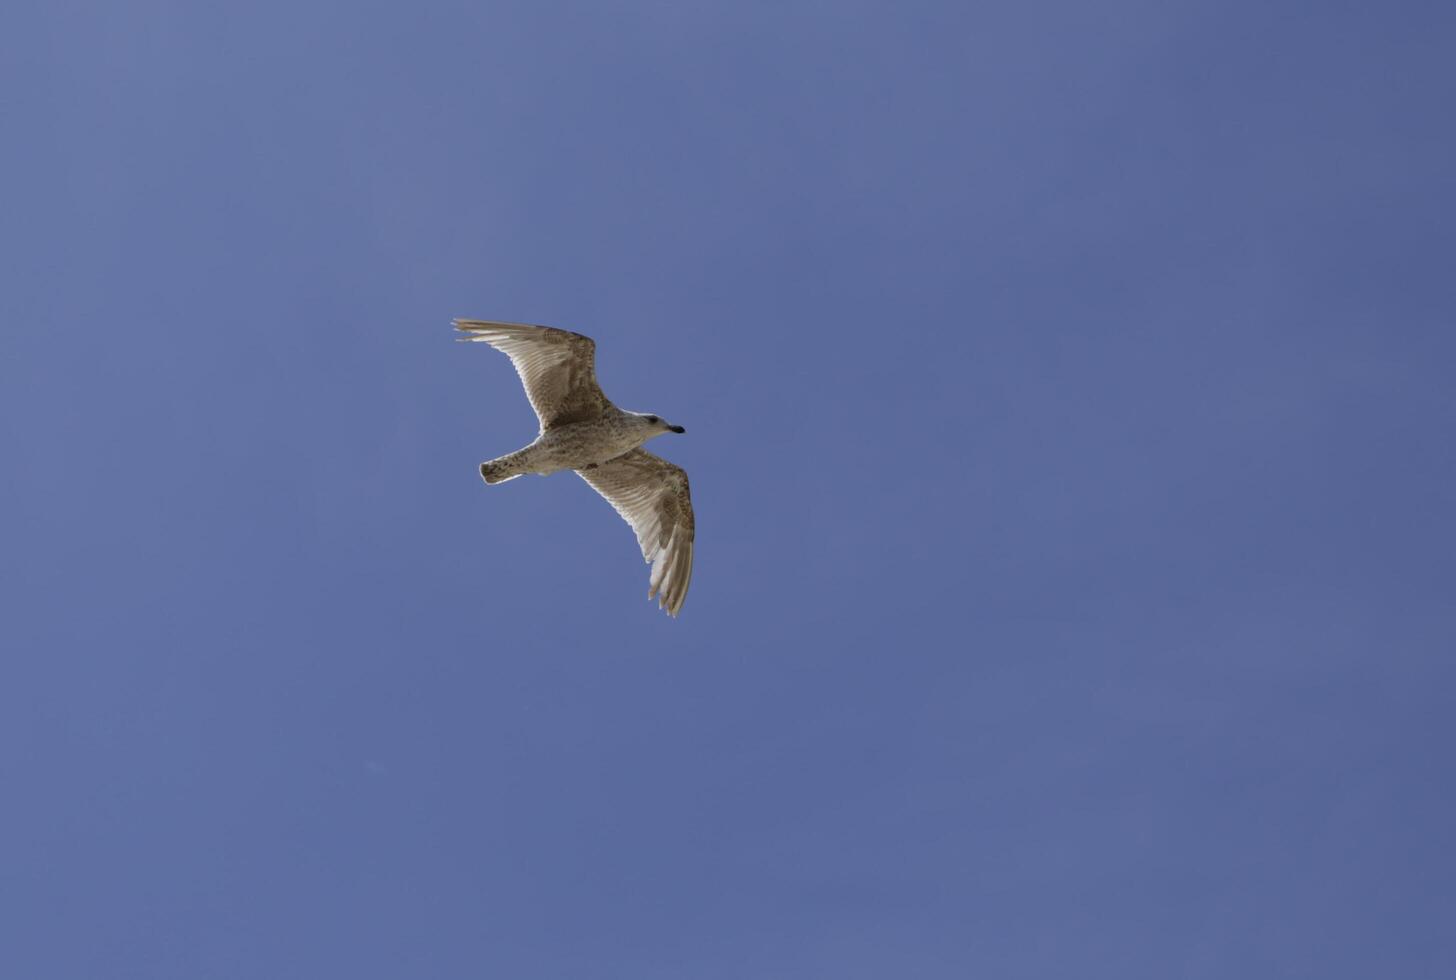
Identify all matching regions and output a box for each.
[480,456,524,485]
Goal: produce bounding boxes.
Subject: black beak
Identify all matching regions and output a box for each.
[669,425,686,434]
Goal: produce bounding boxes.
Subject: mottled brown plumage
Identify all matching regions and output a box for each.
[455,319,696,617]
[454,321,609,429]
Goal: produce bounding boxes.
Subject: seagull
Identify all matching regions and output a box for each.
[455,319,695,617]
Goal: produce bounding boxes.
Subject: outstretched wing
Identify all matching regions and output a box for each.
[454,319,612,429]
[576,449,695,617]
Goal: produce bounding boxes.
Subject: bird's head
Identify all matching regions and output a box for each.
[633,412,686,438]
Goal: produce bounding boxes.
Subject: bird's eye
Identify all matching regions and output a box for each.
[647,415,659,423]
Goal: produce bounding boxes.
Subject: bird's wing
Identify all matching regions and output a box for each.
[576,449,695,617]
[454,319,611,429]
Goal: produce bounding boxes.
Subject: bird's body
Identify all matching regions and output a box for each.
[455,319,695,617]
[480,410,668,483]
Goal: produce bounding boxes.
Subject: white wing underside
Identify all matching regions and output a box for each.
[454,319,610,430]
[575,449,695,617]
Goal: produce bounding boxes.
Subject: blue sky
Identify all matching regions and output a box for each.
[4,2,1455,977]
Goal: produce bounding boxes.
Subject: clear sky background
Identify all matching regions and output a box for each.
[4,2,1454,977]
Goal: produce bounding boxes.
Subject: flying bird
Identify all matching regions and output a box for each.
[455,319,695,617]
